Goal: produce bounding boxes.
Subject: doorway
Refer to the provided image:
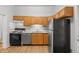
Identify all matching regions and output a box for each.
[0,14,9,48]
[0,15,3,46]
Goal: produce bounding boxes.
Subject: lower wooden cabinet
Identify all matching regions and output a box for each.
[32,33,48,44]
[32,33,43,44]
[32,33,38,44]
[37,34,43,44]
[43,34,48,44]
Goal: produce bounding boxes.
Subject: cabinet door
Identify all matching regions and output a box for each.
[42,17,48,26]
[13,16,23,21]
[48,16,53,20]
[38,18,42,25]
[38,34,43,44]
[43,34,48,44]
[23,16,32,26]
[65,7,73,17]
[59,10,65,18]
[32,33,43,44]
[32,33,38,44]
[31,17,48,26]
[31,17,42,25]
[31,17,37,24]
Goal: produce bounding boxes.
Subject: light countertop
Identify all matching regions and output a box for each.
[22,30,48,33]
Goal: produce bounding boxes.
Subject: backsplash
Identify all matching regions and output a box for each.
[24,24,48,33]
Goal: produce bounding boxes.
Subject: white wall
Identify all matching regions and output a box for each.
[71,6,79,53]
[0,5,14,48]
[14,5,54,16]
[70,16,75,53]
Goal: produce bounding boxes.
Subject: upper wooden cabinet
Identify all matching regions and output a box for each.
[42,17,48,26]
[13,16,48,26]
[55,13,60,19]
[48,16,53,20]
[59,7,73,18]
[23,16,32,26]
[31,17,48,26]
[31,17,42,25]
[53,7,73,19]
[13,16,23,21]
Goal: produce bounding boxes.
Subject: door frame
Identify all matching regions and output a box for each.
[0,14,9,48]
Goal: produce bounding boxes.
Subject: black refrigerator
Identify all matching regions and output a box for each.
[53,18,70,53]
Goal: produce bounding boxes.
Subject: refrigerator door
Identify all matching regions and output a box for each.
[53,19,70,53]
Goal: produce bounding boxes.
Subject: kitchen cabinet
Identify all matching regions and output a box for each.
[38,34,43,44]
[59,9,65,18]
[13,16,48,26]
[48,16,53,20]
[32,33,43,44]
[53,7,73,19]
[43,33,48,44]
[13,16,23,21]
[32,33,48,44]
[42,17,48,26]
[21,33,31,45]
[31,17,48,26]
[23,16,32,26]
[31,17,41,24]
[32,33,37,44]
[55,13,60,19]
[59,7,73,18]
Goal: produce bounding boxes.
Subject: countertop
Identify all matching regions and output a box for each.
[22,31,48,33]
[10,25,49,34]
[10,30,48,34]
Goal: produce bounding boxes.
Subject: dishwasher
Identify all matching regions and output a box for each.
[21,33,31,45]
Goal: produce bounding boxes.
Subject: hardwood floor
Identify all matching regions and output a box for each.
[0,44,48,53]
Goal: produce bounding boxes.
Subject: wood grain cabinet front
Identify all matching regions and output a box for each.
[23,16,32,26]
[32,33,43,44]
[13,16,23,21]
[53,7,73,20]
[13,16,48,26]
[32,33,48,44]
[32,33,38,44]
[37,34,43,44]
[43,34,48,44]
[42,17,48,26]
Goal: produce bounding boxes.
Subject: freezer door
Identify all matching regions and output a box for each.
[53,19,70,53]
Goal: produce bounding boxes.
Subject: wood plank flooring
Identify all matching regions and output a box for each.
[0,44,48,53]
